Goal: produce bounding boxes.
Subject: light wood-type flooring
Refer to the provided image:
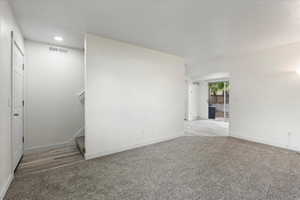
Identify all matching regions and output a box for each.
[15,145,84,177]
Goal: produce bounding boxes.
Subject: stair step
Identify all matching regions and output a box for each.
[75,136,85,156]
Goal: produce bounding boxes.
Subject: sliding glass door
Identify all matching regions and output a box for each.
[208,81,229,121]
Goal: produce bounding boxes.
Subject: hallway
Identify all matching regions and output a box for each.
[184,120,229,136]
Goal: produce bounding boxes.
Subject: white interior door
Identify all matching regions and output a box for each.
[12,39,24,171]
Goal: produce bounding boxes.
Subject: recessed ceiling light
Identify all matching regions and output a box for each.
[54,36,63,42]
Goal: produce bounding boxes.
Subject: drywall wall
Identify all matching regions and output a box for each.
[188,43,300,151]
[187,81,208,120]
[0,0,24,198]
[24,40,84,152]
[188,83,200,120]
[184,80,189,120]
[85,34,185,159]
[198,81,208,119]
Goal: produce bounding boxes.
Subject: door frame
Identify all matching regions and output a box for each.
[10,31,25,172]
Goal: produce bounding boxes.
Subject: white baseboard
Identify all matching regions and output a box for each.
[85,134,183,160]
[230,133,300,152]
[0,173,13,200]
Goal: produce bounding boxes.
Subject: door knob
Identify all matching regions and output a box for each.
[13,113,19,117]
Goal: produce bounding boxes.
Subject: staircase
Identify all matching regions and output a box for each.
[76,90,85,156]
[75,136,85,156]
[16,145,84,177]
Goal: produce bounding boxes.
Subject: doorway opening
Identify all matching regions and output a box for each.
[208,81,230,122]
[11,32,25,172]
[10,39,86,175]
[185,76,230,137]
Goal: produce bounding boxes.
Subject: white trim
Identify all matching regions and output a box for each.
[192,72,231,82]
[206,78,230,83]
[72,127,84,140]
[85,134,183,160]
[0,173,13,200]
[230,133,300,152]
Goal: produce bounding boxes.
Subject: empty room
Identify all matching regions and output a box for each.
[1,0,300,199]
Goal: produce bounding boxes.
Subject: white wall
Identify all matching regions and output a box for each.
[24,40,84,152]
[85,34,185,159]
[188,83,200,120]
[0,0,24,199]
[198,81,208,119]
[184,80,189,120]
[188,43,300,151]
[187,81,208,120]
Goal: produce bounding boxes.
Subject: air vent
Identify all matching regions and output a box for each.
[49,46,68,53]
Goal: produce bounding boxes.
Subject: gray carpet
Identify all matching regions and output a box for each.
[5,136,300,200]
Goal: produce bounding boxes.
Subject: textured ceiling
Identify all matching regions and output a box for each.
[9,0,300,63]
